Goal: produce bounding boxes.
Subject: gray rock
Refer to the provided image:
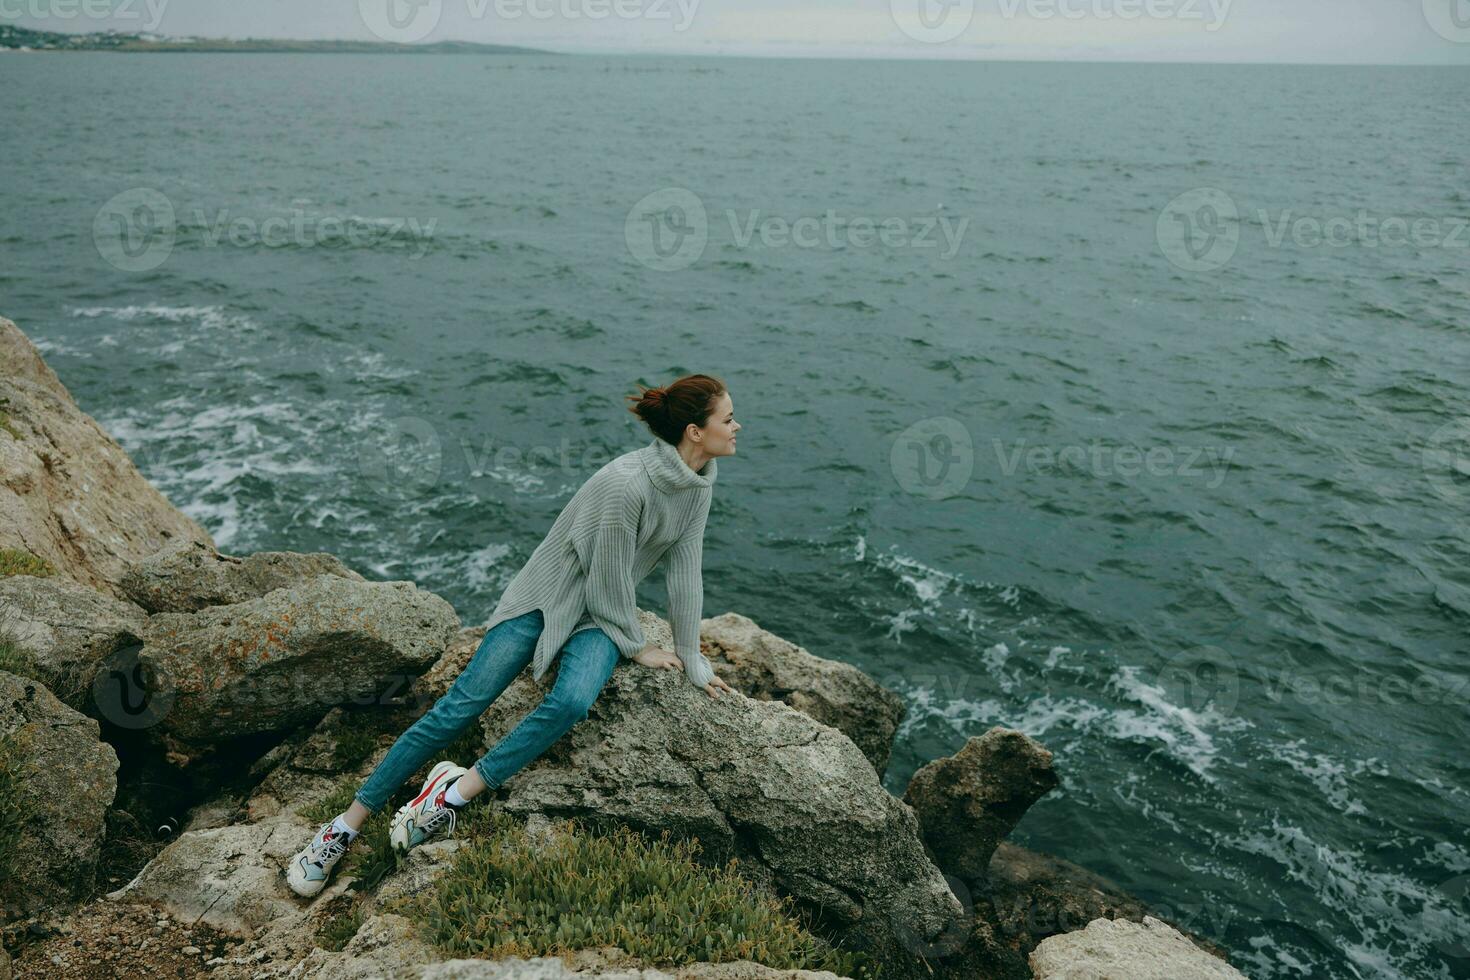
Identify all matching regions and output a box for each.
[105,812,317,939]
[276,911,857,980]
[0,574,148,709]
[415,611,906,778]
[0,315,215,602]
[1029,915,1249,979]
[686,612,906,776]
[903,727,1059,878]
[471,661,962,980]
[120,538,366,614]
[0,670,119,920]
[138,575,460,744]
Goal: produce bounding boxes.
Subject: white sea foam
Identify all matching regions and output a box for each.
[1104,663,1251,781]
[69,304,259,331]
[1228,817,1464,980]
[1266,739,1367,815]
[29,336,89,358]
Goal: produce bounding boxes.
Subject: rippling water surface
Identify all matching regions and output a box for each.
[3,52,1468,979]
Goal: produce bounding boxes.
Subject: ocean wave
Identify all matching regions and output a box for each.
[69,304,259,331]
[1228,817,1465,980]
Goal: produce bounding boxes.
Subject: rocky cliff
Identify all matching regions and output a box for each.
[0,314,1247,980]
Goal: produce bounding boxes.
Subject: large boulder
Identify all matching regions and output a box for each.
[239,642,960,979]
[120,538,366,614]
[0,573,148,710]
[105,811,319,940]
[467,661,962,980]
[1029,915,1248,979]
[684,613,906,776]
[138,575,460,746]
[902,727,1059,879]
[0,315,215,601]
[413,612,906,778]
[0,670,119,920]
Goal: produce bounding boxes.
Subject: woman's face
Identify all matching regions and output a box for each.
[697,391,740,456]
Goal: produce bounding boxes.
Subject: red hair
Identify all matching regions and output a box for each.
[626,374,727,445]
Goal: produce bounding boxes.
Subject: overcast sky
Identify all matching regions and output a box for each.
[10,0,1470,63]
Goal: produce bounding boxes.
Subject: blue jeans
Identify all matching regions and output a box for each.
[353,608,620,814]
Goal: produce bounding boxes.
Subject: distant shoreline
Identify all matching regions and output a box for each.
[0,25,555,56]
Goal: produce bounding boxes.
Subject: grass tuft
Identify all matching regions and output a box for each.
[0,727,32,907]
[0,635,31,676]
[296,723,875,976]
[386,809,878,978]
[316,900,366,952]
[0,549,54,578]
[0,396,18,439]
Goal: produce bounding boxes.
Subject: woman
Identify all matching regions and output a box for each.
[286,374,739,898]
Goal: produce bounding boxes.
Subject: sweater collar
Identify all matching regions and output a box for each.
[640,437,717,493]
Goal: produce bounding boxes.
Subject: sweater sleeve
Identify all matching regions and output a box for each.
[576,481,647,660]
[665,493,715,689]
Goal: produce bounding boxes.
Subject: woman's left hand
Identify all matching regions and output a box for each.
[703,673,734,699]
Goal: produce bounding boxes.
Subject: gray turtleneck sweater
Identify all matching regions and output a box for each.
[481,436,718,689]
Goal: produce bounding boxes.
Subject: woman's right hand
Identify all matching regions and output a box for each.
[631,643,682,672]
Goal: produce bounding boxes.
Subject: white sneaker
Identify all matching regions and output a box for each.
[286,820,356,898]
[389,760,467,854]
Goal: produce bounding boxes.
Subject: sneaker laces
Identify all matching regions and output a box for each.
[419,797,458,840]
[313,823,352,865]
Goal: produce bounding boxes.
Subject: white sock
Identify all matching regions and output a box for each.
[444,778,470,808]
[331,814,359,839]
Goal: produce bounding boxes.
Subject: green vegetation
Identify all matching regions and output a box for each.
[298,721,873,977]
[0,549,54,578]
[316,901,366,952]
[330,714,385,771]
[387,810,877,978]
[0,728,31,905]
[0,630,90,707]
[0,396,18,439]
[0,635,31,676]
